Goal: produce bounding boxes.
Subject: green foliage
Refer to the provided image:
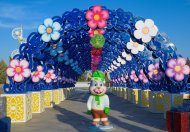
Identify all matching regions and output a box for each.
[187,58,190,67]
[0,60,7,84]
[77,72,90,82]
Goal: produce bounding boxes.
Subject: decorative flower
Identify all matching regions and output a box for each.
[31,66,45,82]
[125,74,129,80]
[50,43,63,57]
[148,63,162,80]
[88,29,105,37]
[44,69,56,83]
[139,69,148,83]
[57,53,65,62]
[127,38,144,54]
[134,19,158,43]
[166,58,190,81]
[118,77,121,82]
[6,60,31,82]
[90,34,105,48]
[122,51,132,61]
[86,5,109,29]
[121,74,126,82]
[38,18,61,42]
[130,70,139,82]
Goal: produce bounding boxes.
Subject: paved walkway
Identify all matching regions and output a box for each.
[12,89,166,132]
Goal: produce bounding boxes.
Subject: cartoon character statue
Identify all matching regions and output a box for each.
[87,70,110,126]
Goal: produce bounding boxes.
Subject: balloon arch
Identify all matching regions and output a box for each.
[4,5,190,94]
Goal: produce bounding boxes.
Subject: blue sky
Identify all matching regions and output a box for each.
[0,0,190,64]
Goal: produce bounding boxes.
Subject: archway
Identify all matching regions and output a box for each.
[4,5,190,94]
[2,5,190,128]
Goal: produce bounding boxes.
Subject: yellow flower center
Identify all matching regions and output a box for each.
[175,66,181,72]
[34,71,39,76]
[133,42,139,48]
[52,44,57,49]
[94,14,100,21]
[142,27,149,34]
[15,67,22,73]
[94,30,99,34]
[153,69,158,75]
[46,27,53,34]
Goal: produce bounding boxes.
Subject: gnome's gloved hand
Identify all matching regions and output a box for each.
[104,107,110,114]
[86,110,92,115]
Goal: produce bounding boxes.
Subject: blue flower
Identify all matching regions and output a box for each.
[38,18,61,42]
[50,43,63,57]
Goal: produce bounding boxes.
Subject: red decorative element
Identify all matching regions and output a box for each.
[166,111,189,132]
[91,48,102,71]
[91,47,102,56]
[88,29,105,37]
[86,5,109,29]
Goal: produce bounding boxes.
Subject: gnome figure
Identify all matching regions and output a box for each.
[87,70,110,126]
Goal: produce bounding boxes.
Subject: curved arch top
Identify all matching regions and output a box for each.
[4,5,190,94]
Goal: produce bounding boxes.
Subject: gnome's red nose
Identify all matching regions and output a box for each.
[97,87,100,89]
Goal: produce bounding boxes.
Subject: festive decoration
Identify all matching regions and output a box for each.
[50,43,63,57]
[38,18,61,42]
[91,34,105,48]
[6,60,31,82]
[88,29,105,37]
[44,70,56,83]
[86,5,109,29]
[2,5,189,95]
[130,70,139,82]
[166,58,190,81]
[139,69,148,83]
[134,19,158,43]
[127,38,144,54]
[31,66,45,83]
[148,63,162,80]
[1,93,32,122]
[121,52,132,61]
[87,70,111,127]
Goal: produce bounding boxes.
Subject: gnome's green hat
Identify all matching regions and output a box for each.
[91,70,105,82]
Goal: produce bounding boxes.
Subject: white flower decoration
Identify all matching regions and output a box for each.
[127,38,144,54]
[134,19,158,43]
[121,59,126,65]
[38,18,61,42]
[122,51,132,61]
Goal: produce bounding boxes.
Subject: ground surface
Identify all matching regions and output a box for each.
[12,88,167,132]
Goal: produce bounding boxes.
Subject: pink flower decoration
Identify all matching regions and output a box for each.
[88,29,105,37]
[139,69,148,83]
[86,5,109,29]
[44,69,56,83]
[148,63,162,80]
[125,74,129,80]
[166,58,190,81]
[130,70,139,82]
[6,60,31,82]
[121,74,126,82]
[118,77,121,82]
[32,66,45,83]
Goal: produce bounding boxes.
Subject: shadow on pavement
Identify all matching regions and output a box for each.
[107,92,166,131]
[54,105,106,132]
